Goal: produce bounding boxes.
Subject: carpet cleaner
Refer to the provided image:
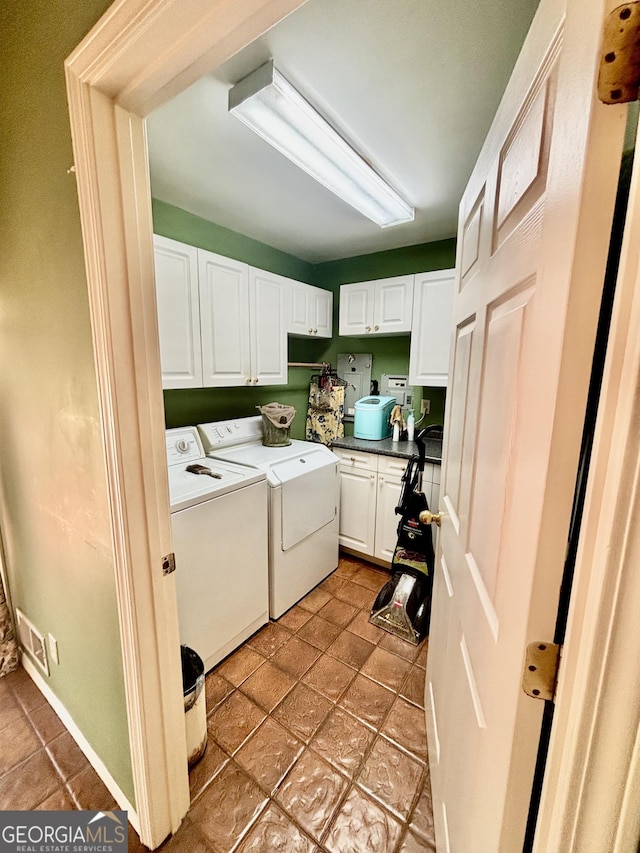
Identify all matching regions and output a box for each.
[369,428,440,644]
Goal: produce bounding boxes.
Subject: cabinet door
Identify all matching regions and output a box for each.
[249,268,287,386]
[287,280,310,336]
[287,282,333,338]
[311,287,333,338]
[339,282,373,335]
[408,269,455,386]
[338,465,377,555]
[374,473,403,562]
[153,235,202,388]
[198,249,251,386]
[374,275,414,334]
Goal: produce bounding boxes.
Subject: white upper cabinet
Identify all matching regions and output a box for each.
[153,238,287,389]
[248,268,288,386]
[287,281,333,338]
[339,275,414,336]
[198,249,251,387]
[153,235,202,389]
[408,269,455,387]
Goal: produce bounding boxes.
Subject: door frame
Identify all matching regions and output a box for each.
[64,0,640,848]
[64,0,308,847]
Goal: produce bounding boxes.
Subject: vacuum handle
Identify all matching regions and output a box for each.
[415,429,426,472]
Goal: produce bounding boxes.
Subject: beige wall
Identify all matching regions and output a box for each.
[0,0,134,801]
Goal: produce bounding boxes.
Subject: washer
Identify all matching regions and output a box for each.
[166,426,269,672]
[197,416,340,618]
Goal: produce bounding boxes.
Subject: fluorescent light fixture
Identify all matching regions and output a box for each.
[229,61,414,228]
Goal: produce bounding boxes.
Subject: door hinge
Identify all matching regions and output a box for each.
[522,642,561,702]
[598,2,640,104]
[162,552,176,576]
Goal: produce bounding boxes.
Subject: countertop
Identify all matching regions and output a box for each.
[330,434,442,463]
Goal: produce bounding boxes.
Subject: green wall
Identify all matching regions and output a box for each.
[1,0,134,802]
[157,202,455,439]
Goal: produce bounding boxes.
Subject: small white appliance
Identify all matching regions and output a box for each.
[166,426,269,672]
[197,416,340,618]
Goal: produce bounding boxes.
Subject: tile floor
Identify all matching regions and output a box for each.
[0,555,436,852]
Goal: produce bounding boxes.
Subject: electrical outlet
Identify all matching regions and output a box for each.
[421,399,431,415]
[48,633,59,665]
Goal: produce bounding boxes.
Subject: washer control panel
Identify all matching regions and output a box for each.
[166,427,205,466]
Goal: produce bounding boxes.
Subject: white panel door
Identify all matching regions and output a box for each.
[337,458,377,555]
[374,275,414,333]
[426,0,625,850]
[374,473,403,562]
[408,269,455,387]
[198,249,251,387]
[249,268,287,386]
[339,282,373,335]
[153,235,201,388]
[311,287,333,338]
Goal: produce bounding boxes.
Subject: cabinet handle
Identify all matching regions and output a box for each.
[313,328,318,334]
[365,325,371,332]
[246,378,252,385]
[308,328,313,334]
[349,456,356,462]
[253,378,259,384]
[374,324,380,331]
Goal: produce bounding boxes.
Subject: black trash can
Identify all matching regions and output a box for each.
[181,645,207,768]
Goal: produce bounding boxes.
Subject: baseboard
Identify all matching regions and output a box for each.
[20,654,139,835]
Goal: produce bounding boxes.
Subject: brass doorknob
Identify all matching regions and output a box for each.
[419,510,442,527]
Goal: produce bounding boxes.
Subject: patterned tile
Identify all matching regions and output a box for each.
[339,674,396,730]
[189,762,268,852]
[400,665,426,708]
[205,671,234,711]
[235,802,315,853]
[246,623,290,658]
[240,661,296,713]
[335,581,375,610]
[408,770,436,844]
[0,715,41,776]
[276,606,313,633]
[327,631,375,670]
[302,654,356,703]
[324,785,403,853]
[46,731,90,781]
[352,565,390,592]
[398,827,437,852]
[356,736,424,821]
[317,597,359,628]
[309,706,374,779]
[0,749,61,810]
[296,616,342,651]
[298,587,333,614]
[346,609,386,644]
[217,647,266,687]
[66,764,118,811]
[271,636,321,679]
[380,696,428,762]
[361,646,411,692]
[273,683,333,743]
[207,691,266,755]
[189,739,229,802]
[379,631,423,661]
[276,750,348,842]
[235,718,303,795]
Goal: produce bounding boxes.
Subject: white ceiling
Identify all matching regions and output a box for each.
[146,0,539,264]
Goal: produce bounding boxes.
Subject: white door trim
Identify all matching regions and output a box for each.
[534,124,640,851]
[64,0,308,847]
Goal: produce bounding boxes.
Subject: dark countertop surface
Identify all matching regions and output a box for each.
[330,434,442,463]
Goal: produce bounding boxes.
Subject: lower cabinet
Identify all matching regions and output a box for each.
[334,448,440,564]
